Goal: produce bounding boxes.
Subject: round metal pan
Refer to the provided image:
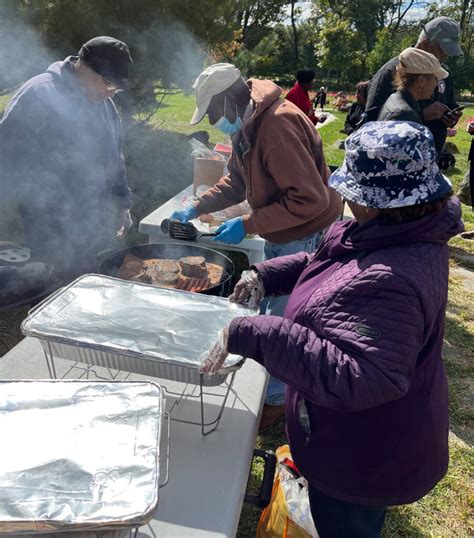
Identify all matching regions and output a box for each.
[97,242,234,297]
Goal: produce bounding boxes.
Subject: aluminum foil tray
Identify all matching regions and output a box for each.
[21,274,256,386]
[0,380,164,534]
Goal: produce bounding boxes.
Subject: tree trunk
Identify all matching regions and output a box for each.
[290,0,299,68]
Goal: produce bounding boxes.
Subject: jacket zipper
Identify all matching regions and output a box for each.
[245,152,252,196]
[239,143,252,197]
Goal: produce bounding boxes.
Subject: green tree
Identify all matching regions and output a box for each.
[234,0,287,50]
[366,25,419,75]
[314,0,400,51]
[315,13,366,84]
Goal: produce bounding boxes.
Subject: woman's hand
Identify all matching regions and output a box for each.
[200,327,229,374]
[229,269,265,309]
[422,102,449,121]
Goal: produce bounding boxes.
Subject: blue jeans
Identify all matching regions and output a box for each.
[308,485,387,538]
[261,232,323,405]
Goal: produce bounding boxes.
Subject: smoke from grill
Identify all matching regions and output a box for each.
[0,5,208,297]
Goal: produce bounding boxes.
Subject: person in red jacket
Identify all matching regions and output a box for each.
[285,69,322,125]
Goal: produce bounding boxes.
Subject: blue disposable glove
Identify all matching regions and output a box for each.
[170,205,198,223]
[213,217,246,244]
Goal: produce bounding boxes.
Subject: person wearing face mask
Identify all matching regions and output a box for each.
[170,63,342,430]
[378,48,449,124]
[0,36,133,281]
[364,17,463,155]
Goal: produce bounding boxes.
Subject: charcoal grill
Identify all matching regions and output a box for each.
[98,242,234,297]
[0,242,61,353]
[0,242,60,311]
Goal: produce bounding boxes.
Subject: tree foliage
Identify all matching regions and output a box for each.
[234,0,288,50]
[1,0,471,107]
[314,0,418,52]
[315,13,366,84]
[366,26,419,75]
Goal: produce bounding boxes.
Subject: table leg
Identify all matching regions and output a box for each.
[246,250,265,266]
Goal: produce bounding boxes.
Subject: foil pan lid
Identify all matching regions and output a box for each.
[0,380,163,533]
[22,274,257,369]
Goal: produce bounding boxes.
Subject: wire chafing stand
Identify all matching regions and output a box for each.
[22,274,256,435]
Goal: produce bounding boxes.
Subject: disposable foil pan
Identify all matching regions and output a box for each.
[0,380,165,534]
[21,274,256,386]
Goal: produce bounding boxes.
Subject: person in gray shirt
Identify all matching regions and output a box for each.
[0,37,133,281]
[365,17,463,155]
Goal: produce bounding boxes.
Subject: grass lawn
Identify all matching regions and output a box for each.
[151,91,225,144]
[0,94,10,112]
[1,91,473,536]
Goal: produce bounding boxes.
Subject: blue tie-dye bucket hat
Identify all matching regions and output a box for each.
[329,121,452,208]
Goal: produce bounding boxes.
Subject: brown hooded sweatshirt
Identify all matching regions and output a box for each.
[194,79,342,244]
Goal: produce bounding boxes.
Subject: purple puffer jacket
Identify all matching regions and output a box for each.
[228,198,464,506]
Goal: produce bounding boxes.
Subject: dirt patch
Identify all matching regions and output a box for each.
[449,246,474,269]
[450,265,474,293]
[0,307,29,356]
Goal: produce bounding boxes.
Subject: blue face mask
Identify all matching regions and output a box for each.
[214,96,243,135]
[214,116,243,135]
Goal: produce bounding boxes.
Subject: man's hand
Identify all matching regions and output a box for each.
[116,209,133,239]
[212,217,246,244]
[170,205,198,223]
[422,102,450,121]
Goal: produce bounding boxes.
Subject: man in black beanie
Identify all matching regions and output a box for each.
[0,36,133,281]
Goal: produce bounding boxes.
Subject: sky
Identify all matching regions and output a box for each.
[284,1,432,23]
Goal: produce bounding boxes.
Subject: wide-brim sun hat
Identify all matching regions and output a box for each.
[190,63,242,125]
[328,121,452,208]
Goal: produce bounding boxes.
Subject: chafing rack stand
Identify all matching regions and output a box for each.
[22,274,255,435]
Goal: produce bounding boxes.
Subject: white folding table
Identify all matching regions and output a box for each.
[139,185,266,266]
[0,337,269,537]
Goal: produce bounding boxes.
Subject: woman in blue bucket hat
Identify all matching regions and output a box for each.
[202,121,464,537]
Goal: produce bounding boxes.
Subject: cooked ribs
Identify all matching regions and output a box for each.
[145,265,180,287]
[179,256,208,279]
[143,259,179,274]
[116,253,223,291]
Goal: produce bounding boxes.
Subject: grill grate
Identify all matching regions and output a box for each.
[176,277,211,293]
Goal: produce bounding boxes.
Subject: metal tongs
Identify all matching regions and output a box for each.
[161,219,218,242]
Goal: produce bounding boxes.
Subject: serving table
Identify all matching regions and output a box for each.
[0,336,269,537]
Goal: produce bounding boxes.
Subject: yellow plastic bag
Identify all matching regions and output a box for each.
[256,445,316,538]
